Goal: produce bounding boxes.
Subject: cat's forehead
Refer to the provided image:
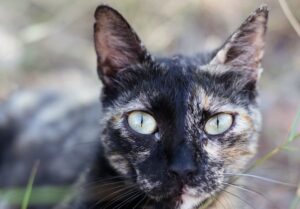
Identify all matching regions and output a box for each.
[110,63,249,114]
[103,54,257,118]
[154,62,251,105]
[157,55,197,70]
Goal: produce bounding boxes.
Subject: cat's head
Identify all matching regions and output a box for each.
[94,5,268,209]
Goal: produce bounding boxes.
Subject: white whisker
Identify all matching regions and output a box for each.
[222,182,279,209]
[223,173,297,188]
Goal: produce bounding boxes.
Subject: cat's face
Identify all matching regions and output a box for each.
[94,5,267,209]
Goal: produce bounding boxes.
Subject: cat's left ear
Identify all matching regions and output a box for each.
[94,5,148,86]
[209,5,269,80]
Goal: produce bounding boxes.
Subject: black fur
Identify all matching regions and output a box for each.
[0,5,268,209]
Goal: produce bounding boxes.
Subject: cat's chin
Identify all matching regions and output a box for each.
[176,187,212,209]
[146,187,209,209]
[147,190,180,201]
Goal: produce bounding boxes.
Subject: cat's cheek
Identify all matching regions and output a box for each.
[220,113,261,173]
[106,154,131,175]
[203,140,222,160]
[130,150,151,165]
[135,168,162,193]
[221,139,256,173]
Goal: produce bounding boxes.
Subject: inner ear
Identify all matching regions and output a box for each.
[210,5,268,71]
[94,5,148,85]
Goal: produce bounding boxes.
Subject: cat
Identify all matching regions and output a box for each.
[61,4,269,209]
[0,4,268,209]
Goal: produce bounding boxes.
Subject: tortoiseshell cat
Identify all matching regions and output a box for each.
[64,4,268,209]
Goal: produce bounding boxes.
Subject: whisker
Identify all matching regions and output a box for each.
[84,180,126,190]
[81,175,137,192]
[223,192,234,209]
[83,174,136,187]
[223,182,264,197]
[78,181,131,201]
[86,180,130,188]
[104,184,137,201]
[69,180,133,202]
[222,182,279,209]
[222,173,297,188]
[92,184,137,209]
[215,197,228,209]
[132,194,147,209]
[115,190,141,209]
[222,189,255,209]
[113,191,143,209]
[101,187,139,209]
[142,197,150,209]
[92,183,132,199]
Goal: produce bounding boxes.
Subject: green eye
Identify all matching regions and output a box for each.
[204,113,233,135]
[127,111,157,135]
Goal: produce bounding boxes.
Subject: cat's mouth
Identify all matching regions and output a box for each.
[146,185,211,209]
[147,189,182,201]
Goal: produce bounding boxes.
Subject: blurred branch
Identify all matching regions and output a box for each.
[278,0,300,37]
[289,182,300,209]
[247,106,300,171]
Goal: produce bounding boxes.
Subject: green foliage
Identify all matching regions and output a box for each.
[21,161,39,209]
[0,186,71,206]
[0,160,70,207]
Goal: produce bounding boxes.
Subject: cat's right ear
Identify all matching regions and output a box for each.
[94,5,148,86]
[209,5,268,81]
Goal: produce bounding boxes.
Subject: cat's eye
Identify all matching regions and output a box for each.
[204,113,233,135]
[127,111,157,135]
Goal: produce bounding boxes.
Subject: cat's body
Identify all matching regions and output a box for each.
[0,5,268,209]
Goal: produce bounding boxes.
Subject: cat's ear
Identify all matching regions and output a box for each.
[94,5,148,85]
[209,5,268,80]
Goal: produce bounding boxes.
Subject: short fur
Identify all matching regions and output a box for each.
[66,5,268,209]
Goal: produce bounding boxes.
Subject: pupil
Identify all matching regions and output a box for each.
[216,116,219,127]
[140,114,144,127]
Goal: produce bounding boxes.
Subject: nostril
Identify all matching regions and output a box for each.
[169,165,197,180]
[169,143,197,180]
[169,170,178,178]
[186,170,196,179]
[185,167,197,179]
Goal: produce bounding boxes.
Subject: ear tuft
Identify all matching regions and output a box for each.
[94,5,148,86]
[210,5,269,71]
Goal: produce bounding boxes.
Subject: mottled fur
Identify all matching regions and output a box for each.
[67,5,268,209]
[0,5,268,209]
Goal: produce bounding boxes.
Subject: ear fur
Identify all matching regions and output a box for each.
[209,5,269,80]
[94,5,148,85]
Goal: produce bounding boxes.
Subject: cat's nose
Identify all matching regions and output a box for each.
[169,143,197,180]
[169,162,197,179]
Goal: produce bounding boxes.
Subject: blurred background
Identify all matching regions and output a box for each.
[0,0,299,208]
